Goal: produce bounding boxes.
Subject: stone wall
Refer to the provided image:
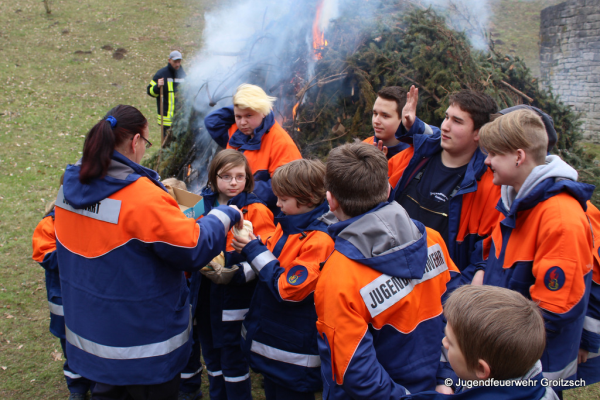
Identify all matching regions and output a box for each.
[540,0,600,142]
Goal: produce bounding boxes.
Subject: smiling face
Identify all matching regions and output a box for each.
[233,106,265,136]
[440,105,480,157]
[372,97,401,146]
[484,150,519,187]
[216,164,247,200]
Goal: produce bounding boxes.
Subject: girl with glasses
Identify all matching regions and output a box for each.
[182,149,276,400]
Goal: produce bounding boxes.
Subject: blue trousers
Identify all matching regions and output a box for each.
[264,376,315,400]
[196,291,251,400]
[60,338,94,394]
[179,320,204,394]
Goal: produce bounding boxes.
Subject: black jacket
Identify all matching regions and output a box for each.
[147,64,186,127]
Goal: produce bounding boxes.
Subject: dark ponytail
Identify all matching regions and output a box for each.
[79,105,148,184]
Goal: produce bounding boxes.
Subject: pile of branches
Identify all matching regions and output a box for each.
[294,4,599,204]
[153,3,599,204]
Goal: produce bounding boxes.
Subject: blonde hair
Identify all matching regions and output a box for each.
[479,109,548,164]
[233,84,276,116]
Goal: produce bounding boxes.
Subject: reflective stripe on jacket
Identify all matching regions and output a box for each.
[55,152,239,386]
[32,209,65,339]
[240,201,334,392]
[147,64,186,126]
[483,177,594,387]
[316,202,460,400]
[189,190,275,349]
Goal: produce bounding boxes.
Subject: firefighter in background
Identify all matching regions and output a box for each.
[204,84,302,211]
[32,174,95,400]
[147,50,186,130]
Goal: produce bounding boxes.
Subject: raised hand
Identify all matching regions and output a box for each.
[402,85,419,131]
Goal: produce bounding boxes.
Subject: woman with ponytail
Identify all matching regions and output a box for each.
[54,105,244,399]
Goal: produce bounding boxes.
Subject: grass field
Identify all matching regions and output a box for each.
[0,0,598,398]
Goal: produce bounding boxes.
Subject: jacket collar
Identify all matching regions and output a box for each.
[63,151,165,209]
[228,112,275,151]
[275,201,331,235]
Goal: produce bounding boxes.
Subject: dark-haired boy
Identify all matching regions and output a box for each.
[363,86,416,159]
[389,87,501,284]
[400,285,559,400]
[315,143,460,399]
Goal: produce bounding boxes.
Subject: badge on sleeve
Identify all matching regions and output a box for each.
[544,266,565,291]
[287,265,308,286]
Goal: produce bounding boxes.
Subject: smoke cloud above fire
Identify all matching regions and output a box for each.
[180,0,493,190]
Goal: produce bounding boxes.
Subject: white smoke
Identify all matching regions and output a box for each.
[180,0,492,191]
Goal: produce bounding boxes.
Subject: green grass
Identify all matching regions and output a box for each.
[0,0,597,398]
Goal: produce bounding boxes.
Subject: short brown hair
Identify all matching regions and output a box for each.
[444,285,545,380]
[207,149,254,193]
[479,109,548,165]
[272,159,326,207]
[326,142,388,218]
[449,90,498,131]
[377,86,408,118]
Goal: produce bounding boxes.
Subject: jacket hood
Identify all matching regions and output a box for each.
[62,151,165,209]
[499,105,557,152]
[328,202,429,279]
[275,200,330,235]
[228,106,276,151]
[502,155,579,210]
[498,156,594,226]
[200,186,220,215]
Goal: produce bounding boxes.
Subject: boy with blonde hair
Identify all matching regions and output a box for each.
[401,285,558,399]
[232,159,334,400]
[205,83,302,209]
[478,109,594,395]
[315,142,460,399]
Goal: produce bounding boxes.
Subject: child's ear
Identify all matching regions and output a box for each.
[387,183,391,198]
[475,359,491,380]
[326,191,338,212]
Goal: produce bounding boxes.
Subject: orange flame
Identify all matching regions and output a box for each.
[292,102,299,119]
[187,164,191,177]
[312,0,328,60]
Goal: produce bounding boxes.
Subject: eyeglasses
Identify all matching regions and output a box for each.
[217,174,246,183]
[131,134,153,149]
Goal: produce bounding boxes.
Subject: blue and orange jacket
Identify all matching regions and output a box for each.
[54,151,241,386]
[239,201,334,392]
[483,156,594,386]
[362,136,410,160]
[315,202,460,400]
[32,208,65,339]
[398,361,559,400]
[204,106,302,208]
[188,187,275,349]
[576,201,600,385]
[390,118,502,283]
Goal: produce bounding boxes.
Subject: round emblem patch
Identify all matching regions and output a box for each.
[544,266,565,291]
[287,265,308,286]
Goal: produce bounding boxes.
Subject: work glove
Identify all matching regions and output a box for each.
[200,252,239,285]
